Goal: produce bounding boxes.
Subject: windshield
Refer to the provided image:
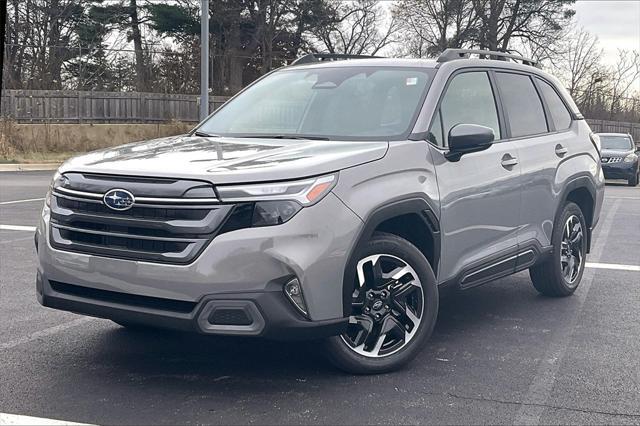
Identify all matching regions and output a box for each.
[197,66,435,141]
[600,135,634,151]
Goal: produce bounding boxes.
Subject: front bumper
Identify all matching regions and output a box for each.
[602,160,638,180]
[36,192,362,339]
[37,272,347,340]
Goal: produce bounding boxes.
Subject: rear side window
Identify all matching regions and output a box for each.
[430,71,501,146]
[496,72,547,137]
[536,78,572,130]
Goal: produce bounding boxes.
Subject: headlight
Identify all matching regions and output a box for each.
[217,174,337,205]
[218,174,337,227]
[251,200,302,226]
[624,153,638,163]
[45,171,62,207]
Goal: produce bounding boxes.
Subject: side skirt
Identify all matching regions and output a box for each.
[438,240,553,293]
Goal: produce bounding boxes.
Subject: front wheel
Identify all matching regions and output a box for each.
[628,171,639,187]
[530,202,587,297]
[324,232,438,374]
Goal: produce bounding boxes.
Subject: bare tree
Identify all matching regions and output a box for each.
[393,0,478,57]
[311,0,399,55]
[471,0,575,53]
[607,50,640,120]
[3,0,92,89]
[547,28,602,97]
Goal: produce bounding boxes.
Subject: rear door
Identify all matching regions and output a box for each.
[429,70,522,288]
[496,72,576,257]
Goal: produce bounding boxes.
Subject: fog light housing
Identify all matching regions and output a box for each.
[284,278,309,318]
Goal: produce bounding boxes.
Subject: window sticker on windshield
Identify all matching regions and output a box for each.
[406,77,418,86]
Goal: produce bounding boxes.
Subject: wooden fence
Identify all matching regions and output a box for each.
[0,90,229,123]
[586,119,640,144]
[1,90,638,142]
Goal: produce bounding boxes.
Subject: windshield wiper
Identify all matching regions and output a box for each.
[237,134,330,141]
[192,130,221,138]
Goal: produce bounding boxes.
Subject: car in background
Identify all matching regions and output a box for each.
[597,133,639,186]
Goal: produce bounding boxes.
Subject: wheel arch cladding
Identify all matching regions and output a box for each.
[341,197,441,316]
[561,176,596,253]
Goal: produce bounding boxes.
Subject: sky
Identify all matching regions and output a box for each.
[574,0,640,64]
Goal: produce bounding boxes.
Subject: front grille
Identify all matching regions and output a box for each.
[602,157,623,164]
[58,228,190,254]
[49,173,233,264]
[57,197,210,221]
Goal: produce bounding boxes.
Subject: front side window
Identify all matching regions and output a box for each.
[537,78,572,130]
[198,67,435,141]
[496,72,548,137]
[429,71,501,147]
[600,135,634,151]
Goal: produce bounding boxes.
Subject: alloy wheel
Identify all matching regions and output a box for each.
[341,254,424,358]
[560,214,584,285]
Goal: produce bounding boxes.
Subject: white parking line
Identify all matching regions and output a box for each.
[586,262,640,272]
[605,196,640,201]
[0,197,44,205]
[0,225,37,232]
[0,413,92,425]
[0,317,94,351]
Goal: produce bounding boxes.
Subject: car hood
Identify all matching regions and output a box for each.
[60,135,389,184]
[601,148,633,158]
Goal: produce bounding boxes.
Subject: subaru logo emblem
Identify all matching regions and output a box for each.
[103,189,135,211]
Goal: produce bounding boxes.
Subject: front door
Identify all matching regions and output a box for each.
[428,70,522,287]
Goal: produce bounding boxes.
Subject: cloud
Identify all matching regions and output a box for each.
[574,1,640,64]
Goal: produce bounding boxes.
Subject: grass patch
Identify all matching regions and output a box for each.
[0,152,76,164]
[0,119,193,164]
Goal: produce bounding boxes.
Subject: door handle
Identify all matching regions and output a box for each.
[555,144,568,157]
[501,154,519,169]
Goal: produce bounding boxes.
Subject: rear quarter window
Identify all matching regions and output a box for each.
[536,78,572,131]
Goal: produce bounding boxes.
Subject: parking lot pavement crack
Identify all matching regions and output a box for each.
[444,392,640,420]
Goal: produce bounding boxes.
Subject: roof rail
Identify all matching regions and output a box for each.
[437,48,539,67]
[291,53,382,66]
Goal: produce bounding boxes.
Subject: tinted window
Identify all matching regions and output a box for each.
[199,67,434,141]
[600,135,634,151]
[436,72,501,146]
[496,73,547,137]
[537,78,572,130]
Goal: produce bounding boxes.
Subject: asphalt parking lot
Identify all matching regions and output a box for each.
[1,171,639,425]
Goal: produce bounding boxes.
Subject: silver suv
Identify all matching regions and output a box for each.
[36,50,605,374]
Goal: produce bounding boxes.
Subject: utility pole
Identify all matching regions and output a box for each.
[200,0,210,121]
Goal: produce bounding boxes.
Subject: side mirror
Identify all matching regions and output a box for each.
[445,124,495,161]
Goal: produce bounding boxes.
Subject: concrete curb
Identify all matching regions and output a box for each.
[0,163,61,172]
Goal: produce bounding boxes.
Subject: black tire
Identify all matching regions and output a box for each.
[529,202,587,297]
[324,232,438,374]
[628,171,639,187]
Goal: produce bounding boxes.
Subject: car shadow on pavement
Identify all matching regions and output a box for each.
[70,271,569,386]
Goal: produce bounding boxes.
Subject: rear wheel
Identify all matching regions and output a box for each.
[530,202,587,297]
[324,233,438,374]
